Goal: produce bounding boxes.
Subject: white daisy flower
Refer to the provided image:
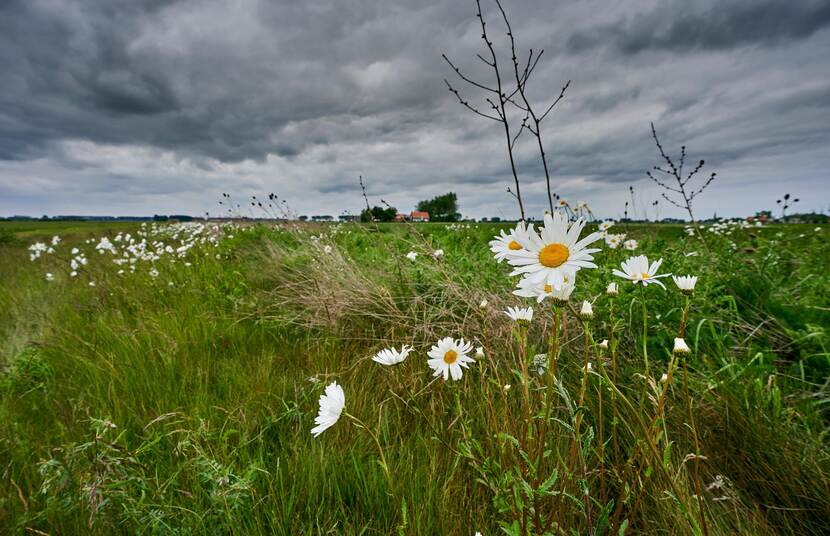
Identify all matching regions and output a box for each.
[599,339,608,349]
[606,282,619,296]
[433,249,444,259]
[673,337,691,354]
[149,268,159,278]
[405,251,418,261]
[479,299,488,309]
[489,221,532,263]
[613,255,671,288]
[605,234,623,249]
[45,273,55,281]
[427,337,476,381]
[660,373,669,383]
[623,239,638,250]
[323,245,333,254]
[513,274,575,303]
[580,300,594,319]
[371,345,413,366]
[310,381,345,437]
[504,306,533,322]
[672,275,698,294]
[507,212,603,289]
[51,235,61,246]
[599,220,615,232]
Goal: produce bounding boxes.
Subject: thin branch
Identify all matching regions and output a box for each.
[538,80,571,121]
[442,54,498,94]
[445,79,501,121]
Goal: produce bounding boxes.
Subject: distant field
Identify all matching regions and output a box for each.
[1,220,828,535]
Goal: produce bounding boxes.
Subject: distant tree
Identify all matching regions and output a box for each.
[416,192,461,222]
[298,215,308,221]
[360,206,397,222]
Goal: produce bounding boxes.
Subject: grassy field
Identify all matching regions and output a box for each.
[1,219,829,535]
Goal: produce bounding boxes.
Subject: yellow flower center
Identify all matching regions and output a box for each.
[443,350,458,364]
[538,243,569,268]
[640,272,651,280]
[508,240,522,250]
[544,284,553,293]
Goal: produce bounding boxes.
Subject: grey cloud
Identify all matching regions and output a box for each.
[567,0,830,55]
[0,0,829,219]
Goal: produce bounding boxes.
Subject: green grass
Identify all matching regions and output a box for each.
[1,220,828,535]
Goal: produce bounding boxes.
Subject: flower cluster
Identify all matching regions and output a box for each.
[489,212,603,302]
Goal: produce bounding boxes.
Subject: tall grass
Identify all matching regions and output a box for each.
[1,221,828,534]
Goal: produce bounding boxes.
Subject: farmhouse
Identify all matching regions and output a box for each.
[410,211,430,222]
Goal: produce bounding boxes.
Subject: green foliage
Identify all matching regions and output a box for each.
[0,220,828,535]
[360,205,397,222]
[416,192,461,222]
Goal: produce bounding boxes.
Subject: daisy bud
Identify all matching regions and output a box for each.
[475,346,485,359]
[505,306,533,323]
[673,337,691,355]
[599,339,608,349]
[660,373,669,383]
[580,300,594,319]
[672,275,698,295]
[479,299,488,309]
[606,282,619,296]
[503,384,511,391]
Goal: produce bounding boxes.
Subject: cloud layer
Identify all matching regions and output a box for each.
[1,0,829,219]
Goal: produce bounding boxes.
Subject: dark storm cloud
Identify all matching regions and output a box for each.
[1,0,829,218]
[567,0,830,54]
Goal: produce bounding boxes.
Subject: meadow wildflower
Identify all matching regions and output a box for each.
[427,337,476,381]
[479,299,488,309]
[599,220,615,232]
[433,249,444,259]
[599,339,608,349]
[613,255,671,288]
[489,221,532,263]
[674,337,691,354]
[475,346,485,359]
[45,273,54,281]
[310,381,345,437]
[673,275,698,294]
[623,239,638,250]
[405,251,418,261]
[606,282,619,295]
[371,345,413,366]
[505,306,533,322]
[580,300,594,319]
[507,212,603,288]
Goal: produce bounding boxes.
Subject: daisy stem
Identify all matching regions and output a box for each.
[536,304,562,473]
[572,319,594,530]
[681,338,710,536]
[679,294,690,338]
[515,323,532,450]
[609,298,620,466]
[639,284,650,375]
[344,412,393,491]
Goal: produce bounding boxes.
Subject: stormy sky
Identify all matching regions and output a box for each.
[1,0,829,220]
